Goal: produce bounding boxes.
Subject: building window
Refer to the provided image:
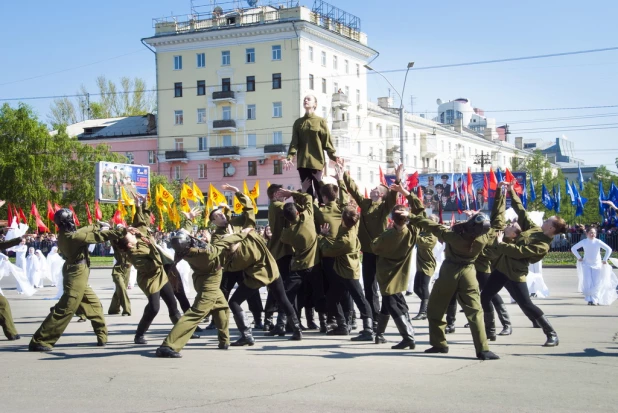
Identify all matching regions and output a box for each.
[174,110,183,125]
[222,51,230,66]
[448,143,452,153]
[356,64,360,77]
[197,108,206,123]
[414,156,418,167]
[345,86,350,97]
[222,78,231,92]
[148,150,156,164]
[321,78,327,94]
[413,134,417,146]
[198,164,207,179]
[333,82,339,94]
[369,146,374,159]
[248,134,256,148]
[273,131,283,144]
[174,82,182,98]
[222,106,231,120]
[196,80,205,96]
[273,160,283,175]
[248,161,257,176]
[322,106,327,119]
[223,135,232,147]
[196,53,205,68]
[442,161,445,171]
[272,45,281,61]
[125,152,134,164]
[273,102,282,118]
[308,46,314,62]
[246,76,255,92]
[223,162,233,177]
[345,60,349,74]
[321,51,326,66]
[378,126,383,138]
[309,74,314,90]
[356,115,361,128]
[333,55,338,70]
[174,55,182,70]
[356,141,361,155]
[405,131,409,143]
[246,48,255,63]
[198,137,208,151]
[368,122,373,135]
[272,73,281,89]
[247,104,256,120]
[174,138,183,150]
[441,141,445,152]
[356,167,361,181]
[356,89,360,104]
[379,149,383,161]
[174,165,181,180]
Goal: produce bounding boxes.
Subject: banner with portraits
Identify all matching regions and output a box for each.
[95,162,150,203]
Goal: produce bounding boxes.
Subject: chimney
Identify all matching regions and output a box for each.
[454,118,463,133]
[377,97,393,109]
[515,136,523,150]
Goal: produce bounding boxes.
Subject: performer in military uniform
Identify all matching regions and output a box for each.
[0,235,29,341]
[284,94,340,203]
[410,215,439,321]
[481,181,566,347]
[108,229,132,316]
[29,210,126,351]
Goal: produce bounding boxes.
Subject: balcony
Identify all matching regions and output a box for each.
[209,146,240,157]
[165,150,188,161]
[331,93,350,109]
[386,148,398,169]
[420,134,438,158]
[264,144,287,154]
[212,90,236,103]
[212,119,237,132]
[331,120,348,137]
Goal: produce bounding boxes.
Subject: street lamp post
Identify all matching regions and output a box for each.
[474,150,491,172]
[365,62,414,168]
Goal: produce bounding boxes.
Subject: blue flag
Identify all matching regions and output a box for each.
[575,196,584,217]
[522,179,528,209]
[554,183,561,213]
[572,182,588,206]
[578,165,584,191]
[496,168,504,183]
[599,181,606,217]
[529,176,536,202]
[609,182,618,218]
[542,184,554,210]
[565,178,575,205]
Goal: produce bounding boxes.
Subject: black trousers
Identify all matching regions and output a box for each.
[322,257,353,316]
[412,271,431,301]
[326,275,372,321]
[379,293,409,317]
[285,265,327,313]
[174,280,191,313]
[265,255,292,315]
[298,167,322,204]
[362,252,381,319]
[221,271,264,316]
[136,282,179,336]
[481,269,544,320]
[230,277,298,325]
[476,271,505,308]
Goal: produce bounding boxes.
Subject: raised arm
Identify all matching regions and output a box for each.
[408,214,458,244]
[490,183,506,230]
[291,191,314,214]
[0,237,23,251]
[188,232,248,259]
[320,118,337,162]
[509,185,536,231]
[496,239,550,259]
[342,171,365,206]
[319,233,354,257]
[72,225,127,245]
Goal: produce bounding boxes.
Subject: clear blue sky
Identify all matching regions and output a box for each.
[1,0,617,171]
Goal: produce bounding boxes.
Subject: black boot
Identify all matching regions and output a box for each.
[531,318,541,328]
[477,350,500,360]
[230,311,255,346]
[326,315,349,335]
[424,346,449,354]
[351,318,374,341]
[305,307,318,330]
[348,311,358,331]
[170,312,182,325]
[412,299,428,321]
[263,313,274,332]
[318,312,328,333]
[252,312,264,330]
[484,311,497,342]
[496,303,512,336]
[375,313,390,344]
[266,313,287,337]
[536,315,559,347]
[7,334,21,341]
[134,334,147,345]
[391,314,415,350]
[289,321,303,341]
[445,303,456,334]
[156,346,182,358]
[28,342,52,352]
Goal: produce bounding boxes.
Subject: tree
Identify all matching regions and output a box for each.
[48,97,78,129]
[615,157,618,169]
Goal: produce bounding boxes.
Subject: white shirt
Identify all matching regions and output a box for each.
[571,237,612,266]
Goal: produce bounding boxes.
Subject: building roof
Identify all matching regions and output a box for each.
[55,115,157,140]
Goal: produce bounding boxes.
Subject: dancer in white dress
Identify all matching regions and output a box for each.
[25,247,42,288]
[46,246,65,300]
[571,227,615,305]
[0,253,36,297]
[36,249,54,287]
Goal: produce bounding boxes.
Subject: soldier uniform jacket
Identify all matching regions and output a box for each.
[493,188,553,282]
[212,192,255,244]
[342,172,398,253]
[267,200,293,260]
[314,179,348,238]
[227,232,280,289]
[287,112,337,170]
[280,192,319,271]
[372,221,418,295]
[318,223,361,280]
[416,232,438,277]
[474,188,506,273]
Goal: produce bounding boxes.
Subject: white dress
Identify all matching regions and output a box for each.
[26,250,42,288]
[406,246,418,294]
[571,237,616,305]
[36,250,55,287]
[429,241,446,291]
[0,253,36,297]
[527,260,549,298]
[46,247,66,300]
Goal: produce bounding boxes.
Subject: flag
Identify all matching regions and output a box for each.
[566,179,576,205]
[85,202,93,225]
[578,165,584,191]
[54,203,61,212]
[609,183,618,218]
[18,208,27,224]
[521,179,528,209]
[30,202,42,220]
[554,183,561,213]
[34,216,49,233]
[466,168,474,196]
[482,174,489,202]
[94,200,102,220]
[233,195,244,214]
[495,168,504,184]
[155,185,168,213]
[572,181,587,206]
[529,176,537,202]
[364,188,369,199]
[489,167,498,190]
[179,196,190,213]
[46,201,55,222]
[379,166,387,186]
[158,210,164,231]
[150,212,156,225]
[209,184,227,207]
[112,209,124,225]
[249,180,260,200]
[541,184,554,210]
[158,184,175,204]
[450,172,456,195]
[117,199,128,220]
[504,168,522,194]
[599,181,606,217]
[406,171,419,190]
[7,204,12,225]
[455,178,463,214]
[417,185,423,202]
[181,183,198,202]
[147,188,152,207]
[450,212,456,227]
[120,187,135,206]
[68,205,80,227]
[192,182,205,203]
[12,205,19,224]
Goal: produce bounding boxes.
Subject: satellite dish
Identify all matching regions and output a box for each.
[246,0,259,6]
[227,165,236,176]
[436,98,443,105]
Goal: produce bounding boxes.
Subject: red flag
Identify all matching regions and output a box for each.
[54,203,62,212]
[46,201,55,222]
[489,166,498,190]
[505,168,523,194]
[364,188,369,199]
[406,171,419,190]
[30,202,42,219]
[68,205,80,227]
[450,212,456,227]
[417,185,423,202]
[35,216,49,233]
[483,174,489,202]
[94,200,102,220]
[18,208,27,224]
[150,213,156,225]
[7,204,13,225]
[112,209,123,225]
[85,202,93,225]
[379,166,387,186]
[467,168,474,196]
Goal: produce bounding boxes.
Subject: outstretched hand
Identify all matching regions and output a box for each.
[320,223,330,235]
[221,184,239,193]
[283,158,294,171]
[276,188,293,199]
